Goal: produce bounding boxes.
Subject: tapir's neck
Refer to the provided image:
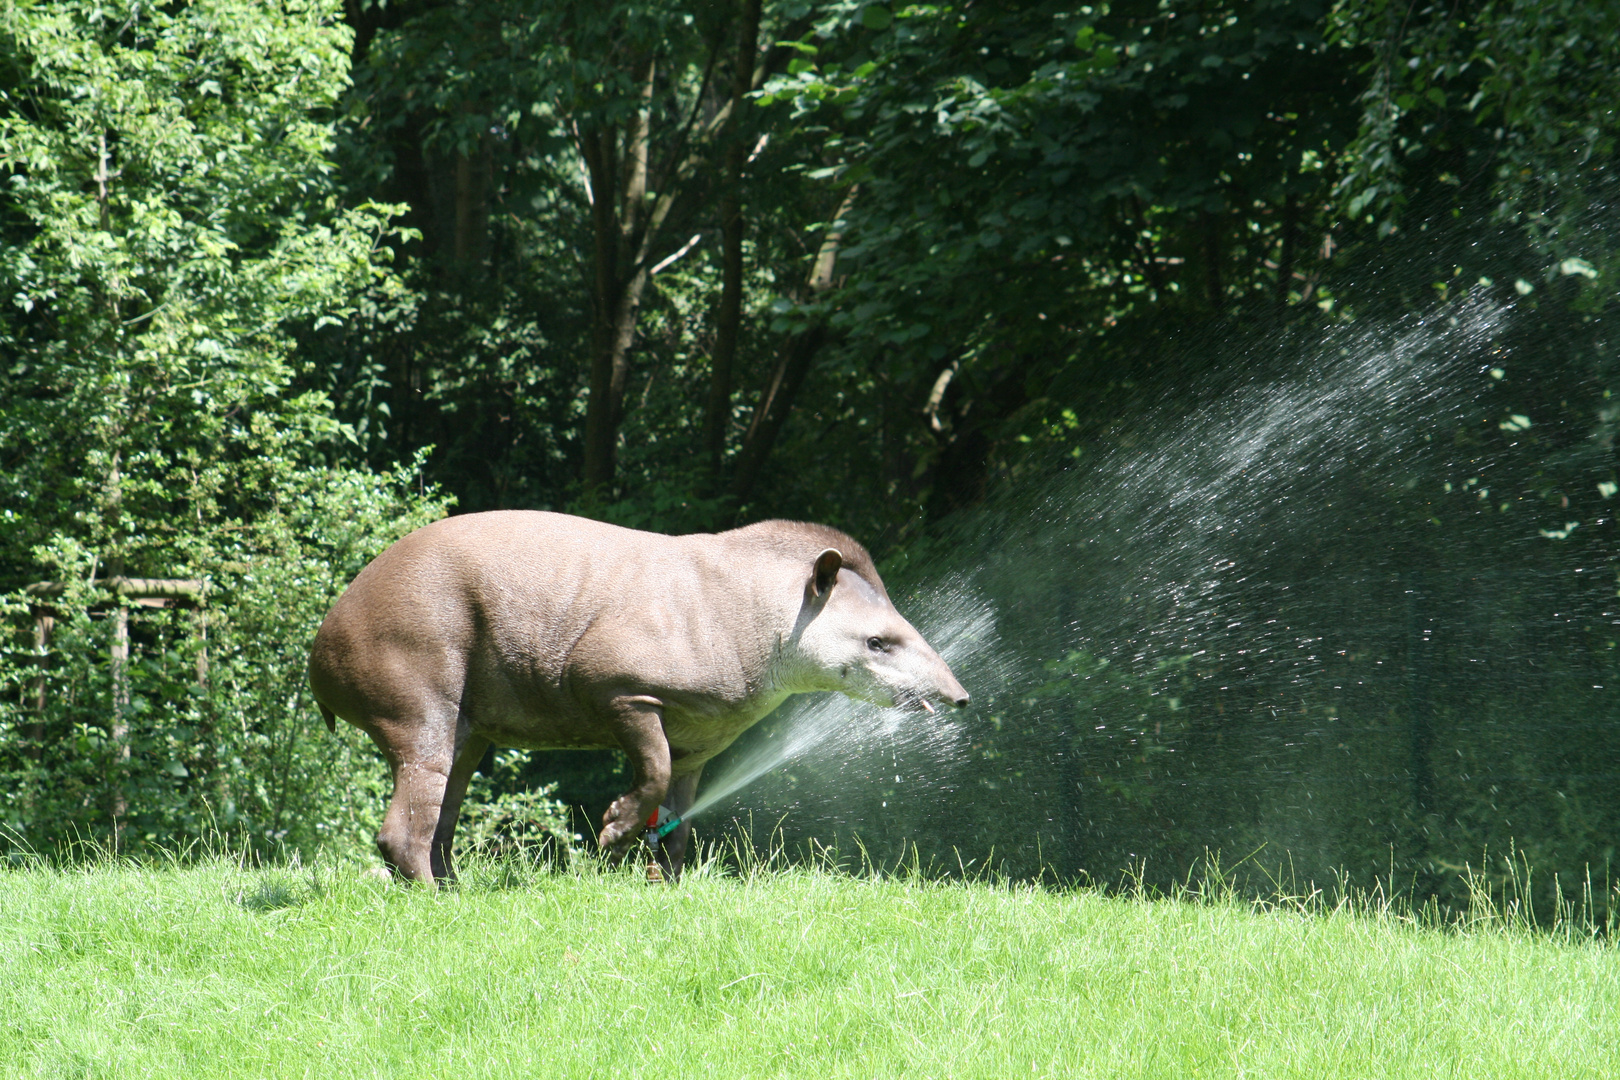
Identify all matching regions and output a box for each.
[704,540,842,699]
[765,626,840,697]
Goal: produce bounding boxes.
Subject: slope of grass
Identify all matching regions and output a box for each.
[0,850,1615,1079]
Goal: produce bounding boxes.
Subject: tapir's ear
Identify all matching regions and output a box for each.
[811,548,843,598]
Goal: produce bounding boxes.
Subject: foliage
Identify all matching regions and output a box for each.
[1330,0,1620,290]
[0,0,413,575]
[0,0,446,856]
[459,749,581,862]
[0,451,447,856]
[1,0,1617,890]
[339,0,831,506]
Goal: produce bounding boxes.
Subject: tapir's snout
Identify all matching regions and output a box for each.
[896,665,968,714]
[932,664,970,711]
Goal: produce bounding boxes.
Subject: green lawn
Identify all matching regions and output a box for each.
[1,851,1615,1079]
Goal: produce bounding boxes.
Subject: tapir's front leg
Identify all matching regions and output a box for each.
[598,694,671,854]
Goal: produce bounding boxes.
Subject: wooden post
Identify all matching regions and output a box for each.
[30,609,53,760]
[194,608,208,688]
[110,603,130,839]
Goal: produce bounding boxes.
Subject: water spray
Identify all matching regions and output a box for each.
[634,601,992,883]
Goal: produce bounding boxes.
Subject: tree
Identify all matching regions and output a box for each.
[1330,0,1620,294]
[0,0,410,581]
[343,0,854,510]
[745,0,1366,529]
[0,0,440,852]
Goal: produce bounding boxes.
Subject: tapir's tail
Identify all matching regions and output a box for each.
[318,701,336,733]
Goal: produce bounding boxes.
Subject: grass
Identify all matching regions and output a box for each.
[0,843,1616,1079]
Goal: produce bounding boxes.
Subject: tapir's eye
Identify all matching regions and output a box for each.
[866,636,886,653]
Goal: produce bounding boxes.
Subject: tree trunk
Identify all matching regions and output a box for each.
[30,611,52,761]
[110,603,129,843]
[731,187,856,507]
[452,137,490,271]
[582,58,657,491]
[1201,208,1223,308]
[1274,190,1297,308]
[101,444,129,843]
[1403,568,1438,899]
[575,23,791,493]
[703,0,763,482]
[729,324,828,507]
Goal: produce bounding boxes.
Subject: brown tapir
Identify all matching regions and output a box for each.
[308,510,968,883]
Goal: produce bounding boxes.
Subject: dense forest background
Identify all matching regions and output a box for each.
[3,0,1618,913]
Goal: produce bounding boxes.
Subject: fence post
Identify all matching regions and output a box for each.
[30,609,54,760]
[194,609,208,688]
[111,603,130,841]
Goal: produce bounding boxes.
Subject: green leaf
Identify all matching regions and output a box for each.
[1558,258,1597,279]
[861,6,893,31]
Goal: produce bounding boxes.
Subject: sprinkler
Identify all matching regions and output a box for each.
[643,805,684,846]
[642,805,684,883]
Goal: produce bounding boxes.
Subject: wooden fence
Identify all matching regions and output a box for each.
[23,577,206,824]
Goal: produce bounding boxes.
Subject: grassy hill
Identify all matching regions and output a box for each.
[1,849,1615,1078]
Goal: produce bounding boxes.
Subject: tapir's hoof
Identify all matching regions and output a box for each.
[604,841,648,867]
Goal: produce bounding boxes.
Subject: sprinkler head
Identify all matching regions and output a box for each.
[642,804,681,850]
[642,806,682,885]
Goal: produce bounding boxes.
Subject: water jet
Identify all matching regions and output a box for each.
[691,297,1620,914]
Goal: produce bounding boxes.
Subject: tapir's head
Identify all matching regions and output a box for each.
[791,548,969,713]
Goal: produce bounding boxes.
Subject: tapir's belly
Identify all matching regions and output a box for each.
[457,664,609,750]
[659,690,793,763]
[459,646,794,768]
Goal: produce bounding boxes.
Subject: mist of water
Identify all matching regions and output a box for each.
[685,590,1001,822]
[696,298,1619,904]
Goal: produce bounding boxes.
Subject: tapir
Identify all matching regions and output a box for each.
[307,510,968,883]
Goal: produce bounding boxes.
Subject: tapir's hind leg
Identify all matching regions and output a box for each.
[431,733,490,882]
[375,753,449,883]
